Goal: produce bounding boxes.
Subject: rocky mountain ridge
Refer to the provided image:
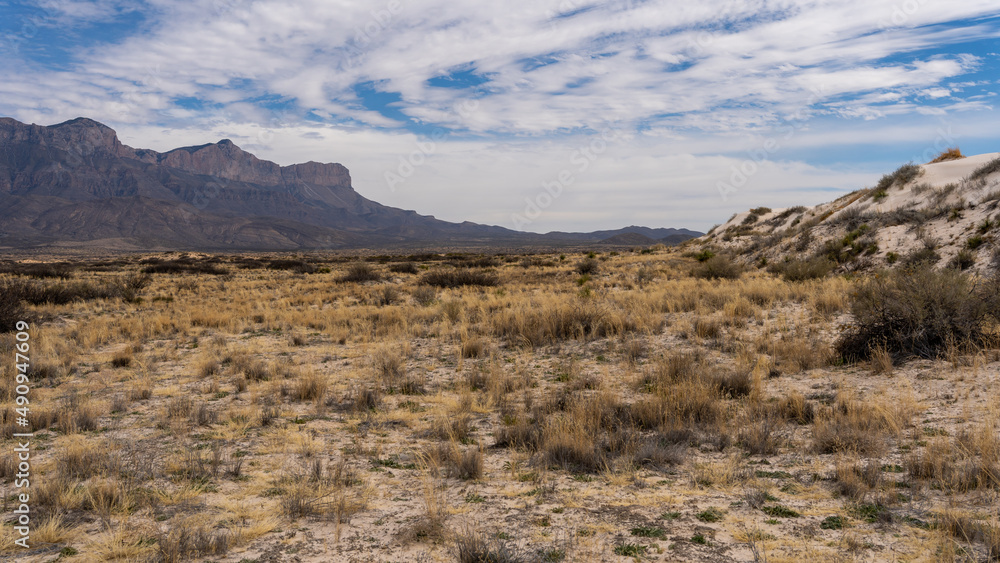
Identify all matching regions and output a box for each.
[0,117,699,250]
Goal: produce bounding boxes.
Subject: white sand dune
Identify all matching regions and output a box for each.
[701,152,1000,272]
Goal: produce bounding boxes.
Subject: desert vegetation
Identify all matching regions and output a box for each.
[1,249,999,562]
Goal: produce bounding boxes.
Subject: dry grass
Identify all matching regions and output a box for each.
[0,251,995,561]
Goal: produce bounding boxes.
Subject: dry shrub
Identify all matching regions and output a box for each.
[293,370,327,402]
[278,462,368,523]
[936,510,1000,560]
[455,530,530,563]
[723,297,757,320]
[490,297,653,346]
[929,147,964,163]
[156,519,232,563]
[390,262,419,274]
[59,438,119,480]
[349,387,382,413]
[412,286,437,306]
[777,392,815,424]
[191,402,217,426]
[426,443,483,481]
[340,262,382,283]
[763,335,832,373]
[127,378,153,401]
[421,269,498,288]
[57,392,100,434]
[428,414,472,442]
[811,290,846,316]
[633,433,688,469]
[907,425,1000,491]
[869,344,893,375]
[165,396,193,420]
[738,411,784,455]
[694,317,721,339]
[837,265,1000,362]
[834,458,883,500]
[811,393,911,456]
[692,255,743,280]
[371,346,405,384]
[621,337,648,363]
[541,416,606,473]
[770,257,835,281]
[493,415,543,451]
[461,337,486,359]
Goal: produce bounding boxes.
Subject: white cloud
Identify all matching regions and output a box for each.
[1,0,999,231]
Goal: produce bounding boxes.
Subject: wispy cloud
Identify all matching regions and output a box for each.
[1,0,998,231]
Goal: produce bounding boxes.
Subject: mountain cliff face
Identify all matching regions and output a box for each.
[0,117,699,250]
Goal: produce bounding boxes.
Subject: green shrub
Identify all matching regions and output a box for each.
[836,265,1000,361]
[693,249,715,262]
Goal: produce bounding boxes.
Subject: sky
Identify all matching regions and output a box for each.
[1,0,999,233]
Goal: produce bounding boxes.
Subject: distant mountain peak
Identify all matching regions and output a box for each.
[0,116,698,251]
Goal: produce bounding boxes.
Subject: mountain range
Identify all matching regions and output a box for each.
[0,117,699,251]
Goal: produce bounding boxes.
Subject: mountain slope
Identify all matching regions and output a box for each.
[699,152,1000,273]
[0,117,698,250]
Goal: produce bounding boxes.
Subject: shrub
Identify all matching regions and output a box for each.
[969,156,1000,182]
[769,257,835,281]
[340,262,382,283]
[574,258,599,275]
[455,530,528,563]
[874,163,921,192]
[143,261,229,275]
[412,286,437,306]
[903,246,939,267]
[0,284,26,333]
[265,259,316,274]
[0,262,75,279]
[2,278,120,306]
[836,265,1000,361]
[389,262,419,274]
[116,273,152,303]
[692,255,743,280]
[950,249,976,271]
[690,249,715,262]
[750,207,772,215]
[929,147,964,163]
[421,270,499,288]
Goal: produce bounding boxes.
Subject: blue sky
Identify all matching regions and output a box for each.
[1,0,999,232]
